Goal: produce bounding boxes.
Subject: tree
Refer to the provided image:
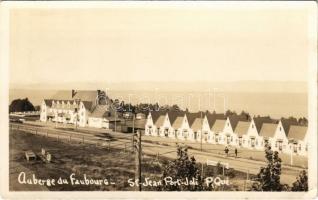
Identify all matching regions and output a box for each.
[251,146,283,191]
[160,146,204,191]
[240,110,251,121]
[225,110,236,117]
[298,117,308,126]
[9,98,35,113]
[291,170,308,191]
[171,104,181,112]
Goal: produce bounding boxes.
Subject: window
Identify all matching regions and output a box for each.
[279,127,282,131]
[227,123,230,127]
[252,124,254,128]
[231,136,233,142]
[299,144,301,150]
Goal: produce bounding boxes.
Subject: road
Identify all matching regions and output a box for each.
[10,122,305,185]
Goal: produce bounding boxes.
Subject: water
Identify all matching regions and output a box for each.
[9,89,307,119]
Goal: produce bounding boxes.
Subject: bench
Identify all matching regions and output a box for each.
[25,150,36,161]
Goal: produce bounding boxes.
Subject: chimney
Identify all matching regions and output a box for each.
[72,90,77,98]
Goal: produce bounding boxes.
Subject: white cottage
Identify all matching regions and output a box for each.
[159,111,185,138]
[204,113,226,144]
[287,125,308,156]
[221,115,249,146]
[171,115,185,139]
[270,120,290,153]
[234,121,251,148]
[177,112,202,140]
[145,111,166,136]
[258,123,279,150]
[243,117,274,149]
[210,119,227,144]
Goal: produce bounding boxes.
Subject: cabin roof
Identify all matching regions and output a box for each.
[253,117,277,133]
[167,111,186,125]
[205,113,226,128]
[155,115,166,127]
[191,118,204,132]
[172,116,184,129]
[228,114,249,130]
[149,111,166,124]
[287,125,308,141]
[259,123,279,138]
[234,121,250,137]
[185,112,204,127]
[211,119,226,132]
[281,118,300,135]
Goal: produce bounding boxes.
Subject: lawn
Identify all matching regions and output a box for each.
[10,130,255,191]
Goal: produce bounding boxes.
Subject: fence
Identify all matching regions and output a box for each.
[10,123,134,153]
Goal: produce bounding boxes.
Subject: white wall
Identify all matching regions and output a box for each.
[243,119,263,149]
[40,101,47,122]
[271,121,289,153]
[88,117,103,128]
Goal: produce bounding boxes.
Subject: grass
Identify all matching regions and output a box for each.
[10,129,257,191]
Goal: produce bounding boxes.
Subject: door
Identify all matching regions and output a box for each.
[183,130,188,140]
[251,138,255,147]
[164,128,169,137]
[204,132,208,142]
[278,141,283,151]
[226,135,231,144]
[293,143,298,153]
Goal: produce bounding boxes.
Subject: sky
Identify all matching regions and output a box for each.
[9,4,312,85]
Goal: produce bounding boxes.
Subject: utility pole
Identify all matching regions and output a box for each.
[290,147,293,166]
[114,111,117,133]
[200,111,203,152]
[132,114,135,134]
[134,130,142,191]
[74,99,81,131]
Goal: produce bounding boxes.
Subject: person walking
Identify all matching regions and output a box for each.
[224,146,229,157]
[234,148,238,158]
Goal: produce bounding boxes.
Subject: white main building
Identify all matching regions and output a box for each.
[40,90,118,129]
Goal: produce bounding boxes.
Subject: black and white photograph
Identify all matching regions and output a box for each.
[0,1,317,199]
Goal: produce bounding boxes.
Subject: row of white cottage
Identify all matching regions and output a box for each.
[145,111,308,156]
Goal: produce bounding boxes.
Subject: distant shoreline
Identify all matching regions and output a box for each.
[9,89,308,119]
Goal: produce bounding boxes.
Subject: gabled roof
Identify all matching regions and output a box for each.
[253,117,277,133]
[90,105,109,118]
[191,118,203,132]
[234,121,250,137]
[259,123,279,138]
[211,119,226,132]
[172,116,184,129]
[228,114,249,130]
[51,90,98,102]
[167,111,186,125]
[155,115,166,127]
[281,118,300,136]
[206,113,226,128]
[149,111,166,124]
[185,112,204,127]
[44,99,53,107]
[287,125,308,141]
[82,101,94,112]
